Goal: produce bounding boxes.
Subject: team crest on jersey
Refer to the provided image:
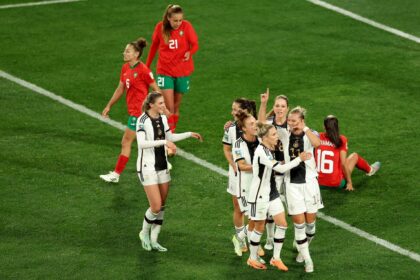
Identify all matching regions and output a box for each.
[134,72,138,78]
[180,30,184,36]
[293,141,299,148]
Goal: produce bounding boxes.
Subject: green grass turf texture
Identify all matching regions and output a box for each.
[1,0,419,279]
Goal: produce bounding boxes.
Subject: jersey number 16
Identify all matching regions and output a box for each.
[316,150,334,174]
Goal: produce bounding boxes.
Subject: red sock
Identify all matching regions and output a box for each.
[168,114,176,133]
[356,155,371,173]
[114,154,129,174]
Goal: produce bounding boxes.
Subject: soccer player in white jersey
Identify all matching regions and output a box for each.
[277,106,323,273]
[222,98,257,254]
[258,89,290,250]
[137,92,202,252]
[247,122,312,270]
[231,112,262,260]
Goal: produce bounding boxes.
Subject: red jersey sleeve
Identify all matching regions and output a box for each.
[339,136,348,152]
[146,23,161,68]
[141,64,155,85]
[186,21,199,55]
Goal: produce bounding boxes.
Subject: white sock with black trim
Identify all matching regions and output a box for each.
[306,221,316,245]
[151,206,165,243]
[294,223,311,261]
[142,208,158,234]
[249,230,262,260]
[273,225,287,259]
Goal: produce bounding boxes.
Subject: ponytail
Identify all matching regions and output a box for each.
[129,37,147,59]
[324,115,342,148]
[234,98,257,118]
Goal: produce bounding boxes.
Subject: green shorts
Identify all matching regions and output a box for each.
[320,179,346,190]
[157,75,190,94]
[127,116,138,131]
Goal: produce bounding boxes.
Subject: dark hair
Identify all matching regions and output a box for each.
[324,115,342,148]
[256,122,274,138]
[267,95,289,118]
[236,111,253,130]
[234,98,257,118]
[129,37,147,59]
[142,91,163,112]
[162,4,183,44]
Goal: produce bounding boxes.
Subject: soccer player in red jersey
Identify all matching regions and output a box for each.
[100,38,160,183]
[146,4,199,132]
[315,115,381,191]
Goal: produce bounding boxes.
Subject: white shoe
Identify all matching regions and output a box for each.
[367,162,381,176]
[305,259,314,273]
[99,171,120,183]
[139,231,151,251]
[264,238,274,250]
[231,235,242,256]
[151,242,167,252]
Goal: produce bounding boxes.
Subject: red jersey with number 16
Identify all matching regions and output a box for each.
[315,133,348,187]
[146,20,199,77]
[120,62,154,117]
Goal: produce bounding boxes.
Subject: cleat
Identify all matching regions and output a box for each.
[247,258,267,270]
[139,231,151,251]
[296,253,304,263]
[305,259,314,273]
[232,235,243,256]
[257,256,266,265]
[258,246,265,257]
[264,238,274,250]
[270,258,289,271]
[367,162,381,176]
[151,242,167,252]
[99,171,120,183]
[240,239,248,253]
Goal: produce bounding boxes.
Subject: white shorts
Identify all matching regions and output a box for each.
[237,196,249,216]
[226,169,237,196]
[138,169,171,186]
[249,197,285,221]
[285,178,324,215]
[275,175,285,194]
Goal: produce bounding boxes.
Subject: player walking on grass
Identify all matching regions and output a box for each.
[277,106,323,273]
[246,123,312,270]
[258,89,290,251]
[137,92,202,252]
[223,98,258,254]
[146,4,198,132]
[315,115,381,191]
[100,38,160,183]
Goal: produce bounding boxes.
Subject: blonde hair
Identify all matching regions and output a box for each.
[256,122,274,138]
[289,106,306,120]
[162,4,183,44]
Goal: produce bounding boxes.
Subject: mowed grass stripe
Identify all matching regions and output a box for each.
[2,69,419,263]
[0,0,86,10]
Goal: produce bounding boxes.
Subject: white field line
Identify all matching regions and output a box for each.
[1,69,419,263]
[306,0,420,44]
[0,0,85,10]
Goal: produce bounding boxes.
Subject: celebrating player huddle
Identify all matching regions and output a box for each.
[223,89,380,273]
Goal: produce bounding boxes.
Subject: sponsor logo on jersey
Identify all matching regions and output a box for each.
[134,72,138,78]
[180,30,184,36]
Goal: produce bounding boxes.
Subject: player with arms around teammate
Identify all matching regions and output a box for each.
[246,122,312,270]
[315,115,381,191]
[146,4,199,132]
[277,106,323,273]
[137,92,202,252]
[100,38,160,183]
[223,98,257,253]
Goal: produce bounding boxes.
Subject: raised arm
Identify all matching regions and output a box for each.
[258,88,269,123]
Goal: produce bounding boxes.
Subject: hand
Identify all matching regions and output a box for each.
[166,141,177,152]
[183,51,191,61]
[297,119,306,132]
[345,182,354,191]
[260,88,269,104]
[224,120,233,130]
[102,106,111,118]
[299,151,312,161]
[191,132,203,142]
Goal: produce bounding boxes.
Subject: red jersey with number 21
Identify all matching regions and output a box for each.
[315,133,348,187]
[120,62,154,117]
[146,20,199,77]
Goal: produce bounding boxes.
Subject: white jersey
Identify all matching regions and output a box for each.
[232,136,259,198]
[248,144,302,204]
[222,122,242,194]
[277,128,318,184]
[136,112,191,174]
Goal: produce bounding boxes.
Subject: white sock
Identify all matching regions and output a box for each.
[266,219,275,241]
[151,206,165,243]
[235,225,247,241]
[249,230,262,260]
[246,225,252,244]
[294,223,311,261]
[306,221,316,245]
[142,208,158,234]
[273,225,287,259]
